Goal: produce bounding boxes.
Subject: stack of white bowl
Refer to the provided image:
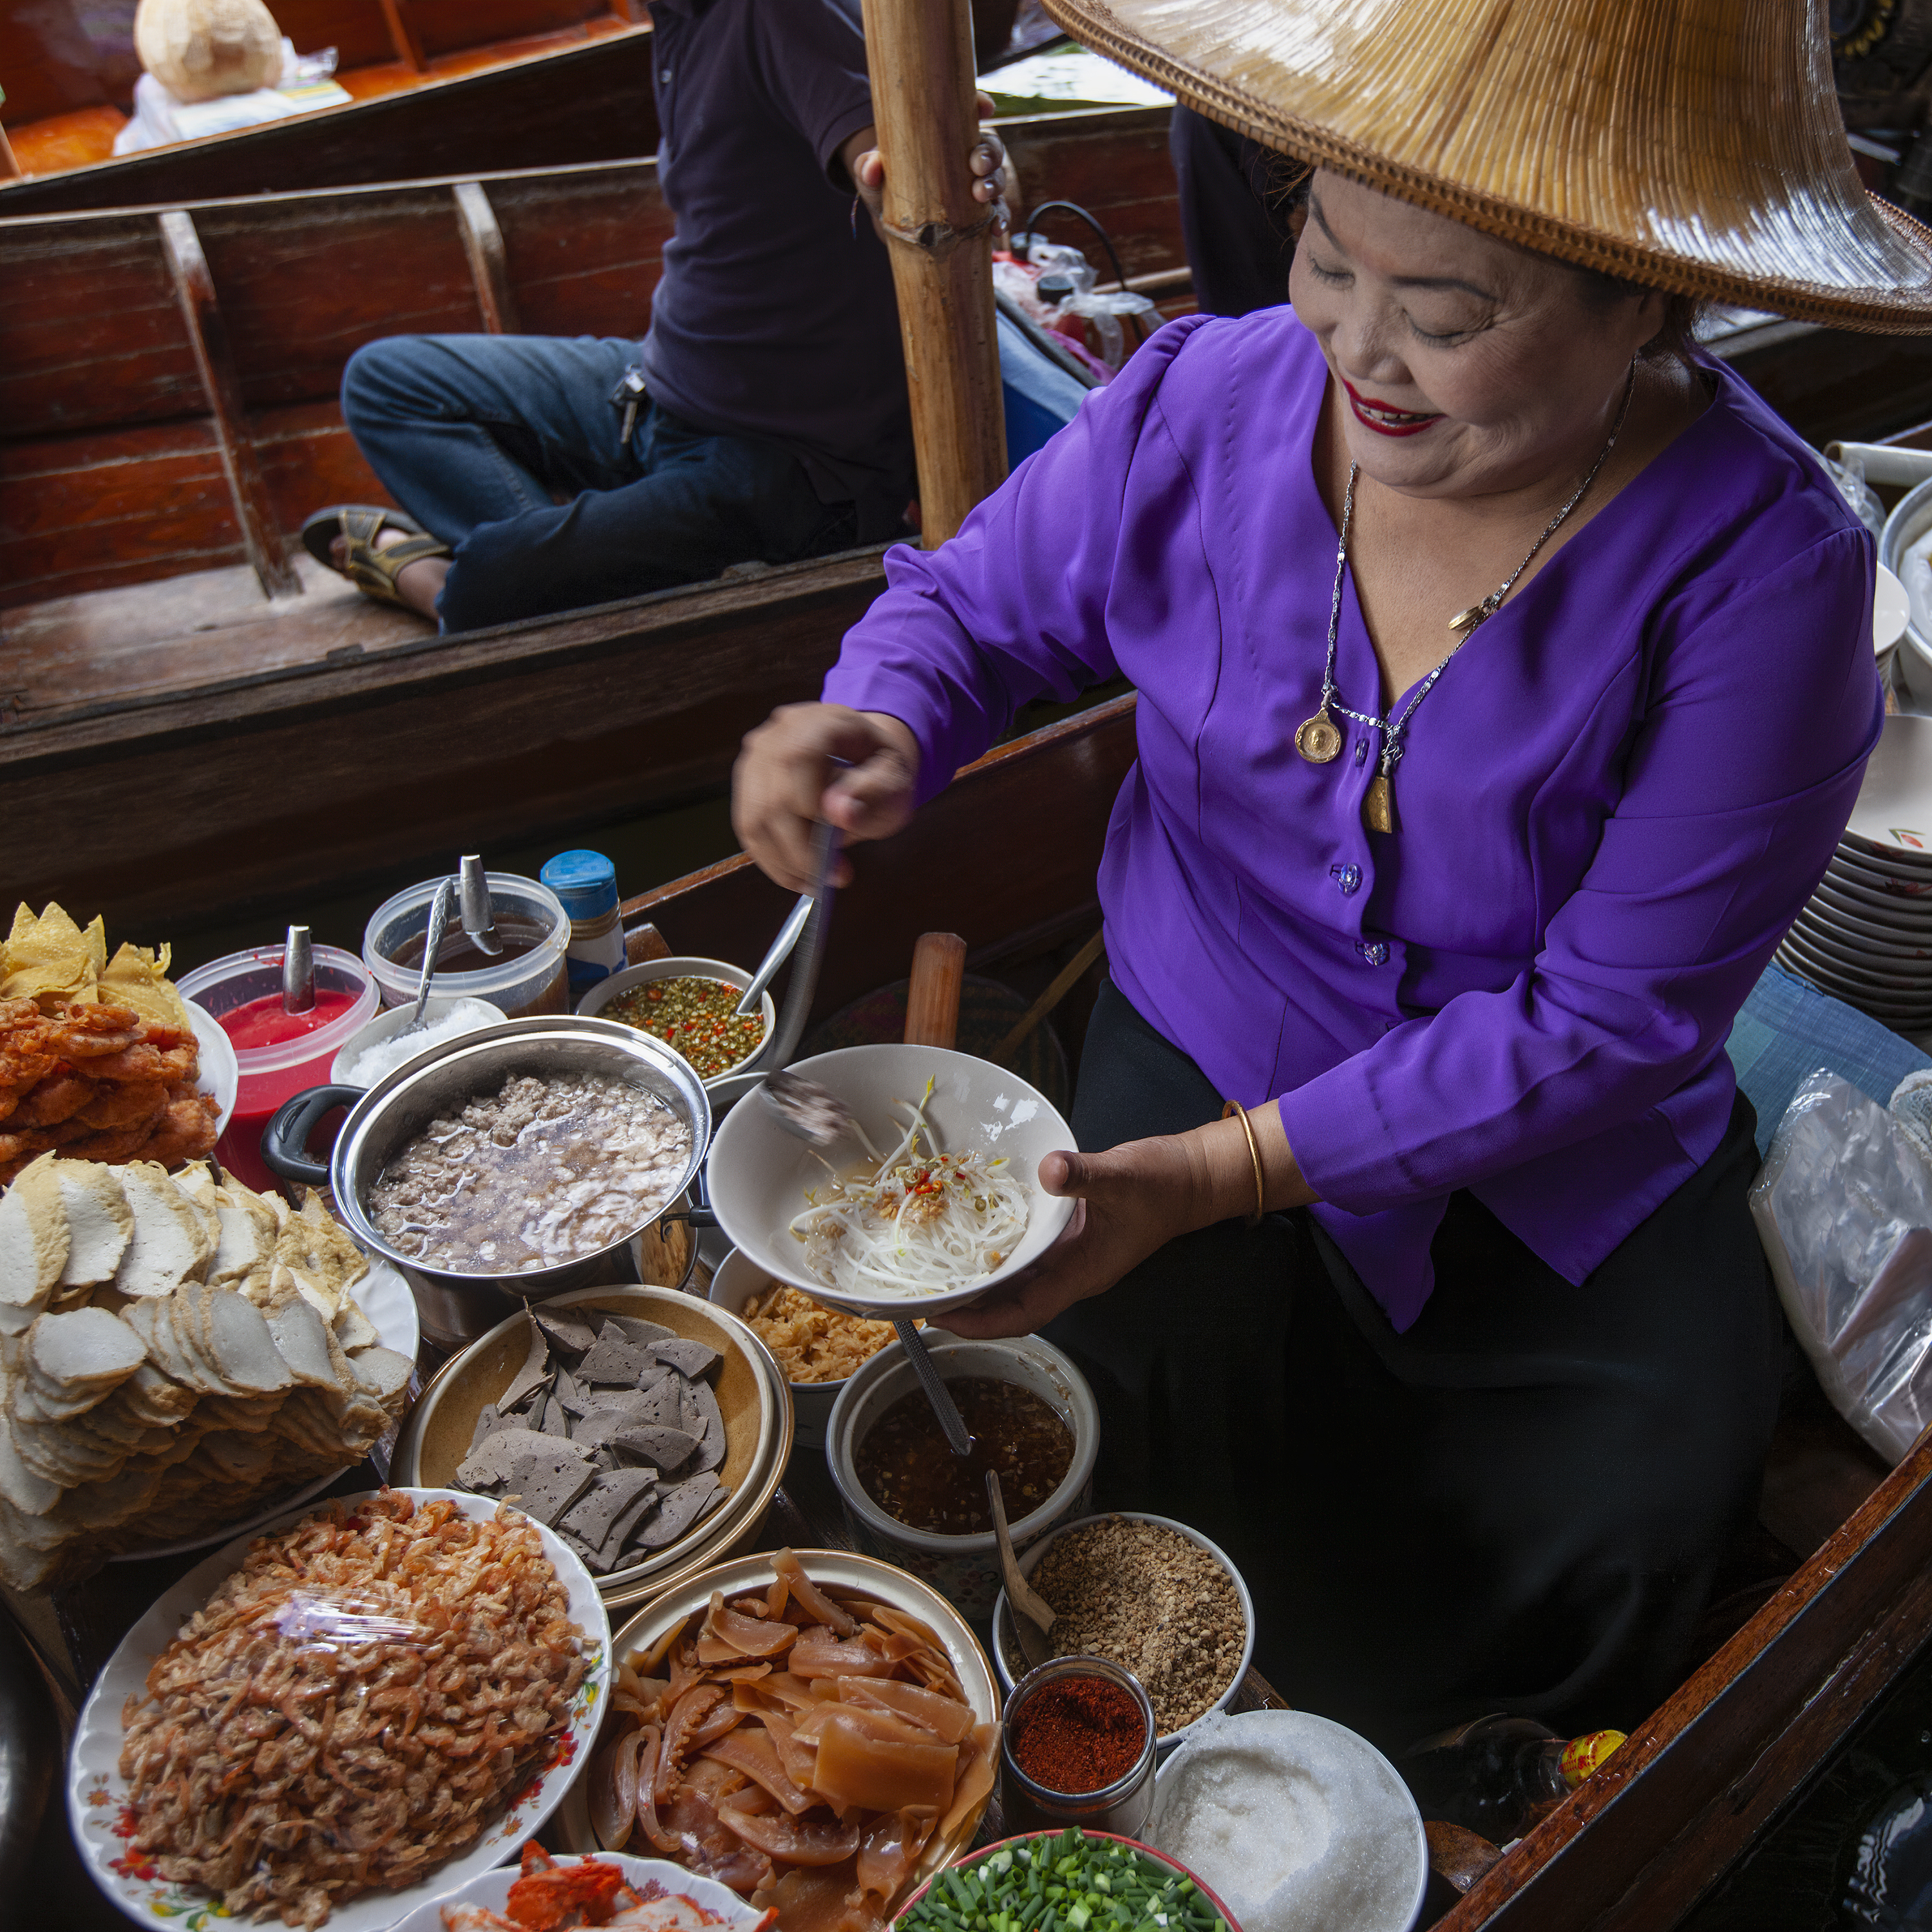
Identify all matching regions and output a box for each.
[1778,713,1932,1032]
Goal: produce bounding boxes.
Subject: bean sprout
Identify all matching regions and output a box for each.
[790,1077,1031,1298]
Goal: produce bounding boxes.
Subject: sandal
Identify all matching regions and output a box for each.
[301,504,451,609]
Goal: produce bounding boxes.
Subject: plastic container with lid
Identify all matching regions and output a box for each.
[540,849,626,1001]
[362,871,570,1017]
[177,944,379,1193]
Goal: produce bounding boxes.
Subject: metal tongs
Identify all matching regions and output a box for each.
[734,819,836,1021]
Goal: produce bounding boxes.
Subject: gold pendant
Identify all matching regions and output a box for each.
[1363,772,1395,834]
[1448,603,1489,637]
[1295,710,1343,764]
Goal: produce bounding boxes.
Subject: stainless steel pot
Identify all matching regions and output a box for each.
[263,1016,710,1346]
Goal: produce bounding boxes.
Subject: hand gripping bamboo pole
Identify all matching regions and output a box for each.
[860,0,1008,546]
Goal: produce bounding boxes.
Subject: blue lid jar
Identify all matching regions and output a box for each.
[540,849,619,917]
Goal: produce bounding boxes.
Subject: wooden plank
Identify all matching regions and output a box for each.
[1438,1425,1932,1931]
[156,211,302,599]
[0,547,893,931]
[379,0,431,73]
[0,217,202,439]
[453,181,522,334]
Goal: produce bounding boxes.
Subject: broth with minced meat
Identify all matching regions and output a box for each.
[370,1069,690,1272]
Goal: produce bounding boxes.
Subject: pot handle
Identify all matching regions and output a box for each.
[261,1084,363,1188]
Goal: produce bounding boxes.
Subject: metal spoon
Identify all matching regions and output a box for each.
[281,925,314,1015]
[400,877,454,1037]
[989,1468,1056,1671]
[459,853,504,958]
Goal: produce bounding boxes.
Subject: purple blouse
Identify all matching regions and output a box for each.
[822,311,1882,1329]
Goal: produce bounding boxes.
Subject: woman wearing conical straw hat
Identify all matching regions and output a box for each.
[735,0,1929,1742]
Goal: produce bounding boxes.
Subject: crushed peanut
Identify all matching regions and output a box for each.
[1009,1515,1247,1736]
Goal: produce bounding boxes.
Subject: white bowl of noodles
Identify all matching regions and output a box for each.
[705,1043,1077,1318]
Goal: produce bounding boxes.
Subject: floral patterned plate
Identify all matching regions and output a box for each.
[68,1487,611,1931]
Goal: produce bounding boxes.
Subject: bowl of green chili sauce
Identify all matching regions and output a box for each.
[578,956,774,1083]
[898,1828,1242,1932]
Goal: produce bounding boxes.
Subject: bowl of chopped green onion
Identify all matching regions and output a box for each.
[897,1828,1242,1932]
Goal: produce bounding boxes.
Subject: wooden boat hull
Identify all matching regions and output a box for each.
[5,109,1931,940]
[618,690,1932,1929]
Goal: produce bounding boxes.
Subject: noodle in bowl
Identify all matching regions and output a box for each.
[706,1045,1078,1318]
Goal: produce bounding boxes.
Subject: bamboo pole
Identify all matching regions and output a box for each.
[860,0,1008,546]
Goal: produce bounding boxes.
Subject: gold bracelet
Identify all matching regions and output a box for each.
[1220,1099,1265,1227]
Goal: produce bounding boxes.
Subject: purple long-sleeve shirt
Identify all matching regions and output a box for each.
[822,312,1882,1329]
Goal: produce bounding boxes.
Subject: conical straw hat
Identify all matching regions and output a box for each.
[1041,0,1932,332]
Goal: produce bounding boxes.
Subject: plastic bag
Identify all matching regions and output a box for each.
[1750,1069,1932,1464]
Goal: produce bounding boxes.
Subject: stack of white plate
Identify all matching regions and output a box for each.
[1778,712,1932,1030]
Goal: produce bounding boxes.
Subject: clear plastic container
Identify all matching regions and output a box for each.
[362,872,570,1017]
[178,944,379,1193]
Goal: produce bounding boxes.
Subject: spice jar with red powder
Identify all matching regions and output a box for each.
[1001,1656,1158,1838]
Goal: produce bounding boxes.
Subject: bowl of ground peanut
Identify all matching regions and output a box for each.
[991,1512,1256,1756]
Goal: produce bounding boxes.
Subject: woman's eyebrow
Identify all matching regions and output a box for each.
[1307,191,1498,302]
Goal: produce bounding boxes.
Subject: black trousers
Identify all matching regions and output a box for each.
[1046,983,1781,1752]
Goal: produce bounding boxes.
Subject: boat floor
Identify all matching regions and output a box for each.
[1,550,430,726]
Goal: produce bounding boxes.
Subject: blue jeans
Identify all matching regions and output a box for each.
[339,334,862,632]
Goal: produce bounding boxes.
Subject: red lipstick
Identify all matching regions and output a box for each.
[1341,376,1442,438]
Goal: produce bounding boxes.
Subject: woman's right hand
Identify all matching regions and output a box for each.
[732,703,921,891]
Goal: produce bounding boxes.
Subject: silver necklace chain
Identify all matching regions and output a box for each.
[1314,365,1638,782]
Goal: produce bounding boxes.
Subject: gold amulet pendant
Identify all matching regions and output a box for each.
[1296,712,1343,764]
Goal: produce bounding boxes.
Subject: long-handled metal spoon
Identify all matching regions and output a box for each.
[399,877,454,1038]
[989,1468,1056,1671]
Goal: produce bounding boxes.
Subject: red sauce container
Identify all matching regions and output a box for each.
[178,945,379,1193]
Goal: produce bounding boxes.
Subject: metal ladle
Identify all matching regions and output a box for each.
[459,853,503,958]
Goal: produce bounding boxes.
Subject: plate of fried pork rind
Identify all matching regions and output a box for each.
[0,903,223,1184]
[0,1154,417,1587]
[70,1488,611,1932]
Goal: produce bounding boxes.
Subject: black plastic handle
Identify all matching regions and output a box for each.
[260,1083,363,1188]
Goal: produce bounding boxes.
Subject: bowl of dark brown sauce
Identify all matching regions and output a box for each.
[362,872,572,1019]
[826,1330,1098,1621]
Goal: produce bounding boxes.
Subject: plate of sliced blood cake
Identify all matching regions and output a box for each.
[392,1285,793,1607]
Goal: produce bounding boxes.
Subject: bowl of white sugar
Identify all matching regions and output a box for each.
[1147,1709,1428,1932]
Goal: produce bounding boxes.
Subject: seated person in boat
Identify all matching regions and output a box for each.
[731,0,1918,1747]
[303,0,1005,631]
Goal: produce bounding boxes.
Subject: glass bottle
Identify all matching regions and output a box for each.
[1400,1714,1627,1840]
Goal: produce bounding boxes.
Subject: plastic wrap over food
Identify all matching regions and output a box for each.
[1750,1070,1932,1464]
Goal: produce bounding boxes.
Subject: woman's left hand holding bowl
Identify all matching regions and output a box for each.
[944,1110,1316,1338]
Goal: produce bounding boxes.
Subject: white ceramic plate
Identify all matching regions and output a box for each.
[1804,888,1932,950]
[388,1851,770,1932]
[706,1043,1077,1317]
[105,1258,420,1562]
[1813,874,1932,930]
[1846,716,1932,861]
[1879,563,1913,656]
[1828,850,1932,899]
[1779,925,1932,998]
[1792,905,1932,965]
[71,1488,611,1932]
[1776,945,1932,1021]
[187,1005,238,1138]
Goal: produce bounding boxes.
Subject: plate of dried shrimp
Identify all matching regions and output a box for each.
[390,1841,775,1931]
[69,1488,611,1931]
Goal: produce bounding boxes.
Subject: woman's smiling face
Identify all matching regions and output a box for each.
[1287,170,1671,500]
